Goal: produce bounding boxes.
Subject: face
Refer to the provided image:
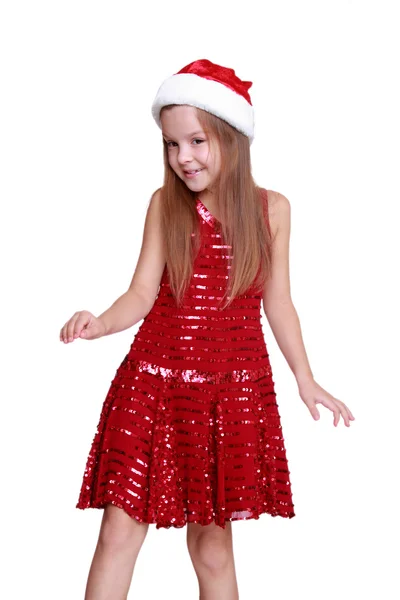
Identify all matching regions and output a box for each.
[161,105,221,195]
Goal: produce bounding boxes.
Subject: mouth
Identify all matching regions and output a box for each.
[183,168,204,178]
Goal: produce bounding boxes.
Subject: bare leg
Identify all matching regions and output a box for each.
[187,521,239,600]
[84,504,149,600]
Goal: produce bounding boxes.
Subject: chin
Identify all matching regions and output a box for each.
[187,184,208,193]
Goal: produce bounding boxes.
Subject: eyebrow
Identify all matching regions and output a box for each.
[162,130,205,139]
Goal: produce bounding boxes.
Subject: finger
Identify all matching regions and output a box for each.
[75,314,90,337]
[72,312,90,338]
[340,407,351,427]
[345,405,356,420]
[333,398,355,422]
[336,401,355,426]
[60,323,70,343]
[333,407,341,427]
[343,405,355,426]
[80,326,89,338]
[334,402,351,427]
[309,404,320,421]
[67,313,81,341]
[324,397,347,427]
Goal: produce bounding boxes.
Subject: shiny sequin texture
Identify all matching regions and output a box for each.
[76,194,296,529]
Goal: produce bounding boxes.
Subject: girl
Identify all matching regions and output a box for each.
[60,59,355,600]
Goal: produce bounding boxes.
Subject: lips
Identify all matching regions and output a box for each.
[184,168,203,174]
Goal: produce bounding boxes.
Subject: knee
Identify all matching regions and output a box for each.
[188,533,232,572]
[98,504,149,552]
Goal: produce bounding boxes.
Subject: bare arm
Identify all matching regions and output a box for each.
[261,191,355,426]
[262,191,314,386]
[99,188,166,336]
[97,289,152,336]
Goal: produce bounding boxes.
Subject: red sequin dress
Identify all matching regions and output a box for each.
[76,194,296,529]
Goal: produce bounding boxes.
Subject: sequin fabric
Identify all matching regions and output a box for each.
[76,194,296,529]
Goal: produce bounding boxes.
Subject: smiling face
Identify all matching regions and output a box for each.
[161,105,221,198]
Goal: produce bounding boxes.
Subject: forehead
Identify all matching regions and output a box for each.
[161,105,204,138]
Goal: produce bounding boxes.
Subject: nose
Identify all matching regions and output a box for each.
[177,143,193,166]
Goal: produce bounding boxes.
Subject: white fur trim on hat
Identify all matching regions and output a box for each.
[151,73,255,143]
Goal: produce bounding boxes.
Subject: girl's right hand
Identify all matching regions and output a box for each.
[59,311,107,343]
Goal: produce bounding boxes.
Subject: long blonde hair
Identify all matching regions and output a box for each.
[159,105,273,310]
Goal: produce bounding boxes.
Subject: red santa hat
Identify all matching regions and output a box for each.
[151,59,255,143]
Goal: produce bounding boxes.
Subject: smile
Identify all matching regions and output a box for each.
[184,168,203,178]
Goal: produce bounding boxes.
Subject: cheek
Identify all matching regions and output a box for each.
[204,147,219,171]
[214,153,221,173]
[202,151,213,169]
[168,153,178,168]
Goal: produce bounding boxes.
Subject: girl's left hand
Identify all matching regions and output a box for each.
[297,379,355,427]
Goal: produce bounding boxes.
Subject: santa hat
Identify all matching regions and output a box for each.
[151,59,255,143]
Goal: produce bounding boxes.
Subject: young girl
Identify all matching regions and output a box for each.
[60,59,355,600]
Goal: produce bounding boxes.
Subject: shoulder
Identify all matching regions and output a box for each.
[145,187,163,215]
[150,187,162,204]
[259,188,291,240]
[141,188,163,232]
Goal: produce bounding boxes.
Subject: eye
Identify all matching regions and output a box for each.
[193,139,204,145]
[166,141,177,148]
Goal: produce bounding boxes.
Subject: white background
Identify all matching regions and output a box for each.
[1,0,399,598]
